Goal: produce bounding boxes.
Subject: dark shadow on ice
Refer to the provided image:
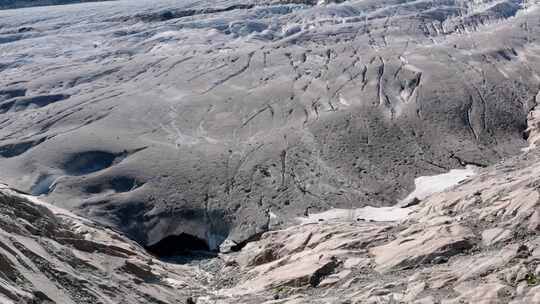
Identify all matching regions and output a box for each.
[145,233,218,264]
[0,137,46,158]
[63,151,121,176]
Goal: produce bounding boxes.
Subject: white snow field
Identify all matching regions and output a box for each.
[400,165,478,205]
[297,205,410,224]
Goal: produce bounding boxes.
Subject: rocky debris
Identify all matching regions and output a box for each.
[0,184,210,304]
[219,221,391,297]
[119,259,161,283]
[482,227,513,247]
[370,223,474,273]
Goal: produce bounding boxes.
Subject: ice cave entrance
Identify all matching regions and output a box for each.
[145,233,210,257]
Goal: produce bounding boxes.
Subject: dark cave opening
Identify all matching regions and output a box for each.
[64,151,118,176]
[145,233,211,258]
[230,241,247,252]
[229,232,264,252]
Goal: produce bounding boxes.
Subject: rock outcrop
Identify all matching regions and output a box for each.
[0,184,210,304]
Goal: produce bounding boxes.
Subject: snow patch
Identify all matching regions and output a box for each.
[297,206,410,224]
[339,94,350,106]
[163,277,188,288]
[400,165,477,205]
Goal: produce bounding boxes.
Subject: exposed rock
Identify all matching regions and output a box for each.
[482,227,512,247]
[370,223,474,273]
[119,259,161,282]
[0,184,210,304]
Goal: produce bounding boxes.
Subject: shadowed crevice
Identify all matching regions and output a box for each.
[145,233,211,257]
